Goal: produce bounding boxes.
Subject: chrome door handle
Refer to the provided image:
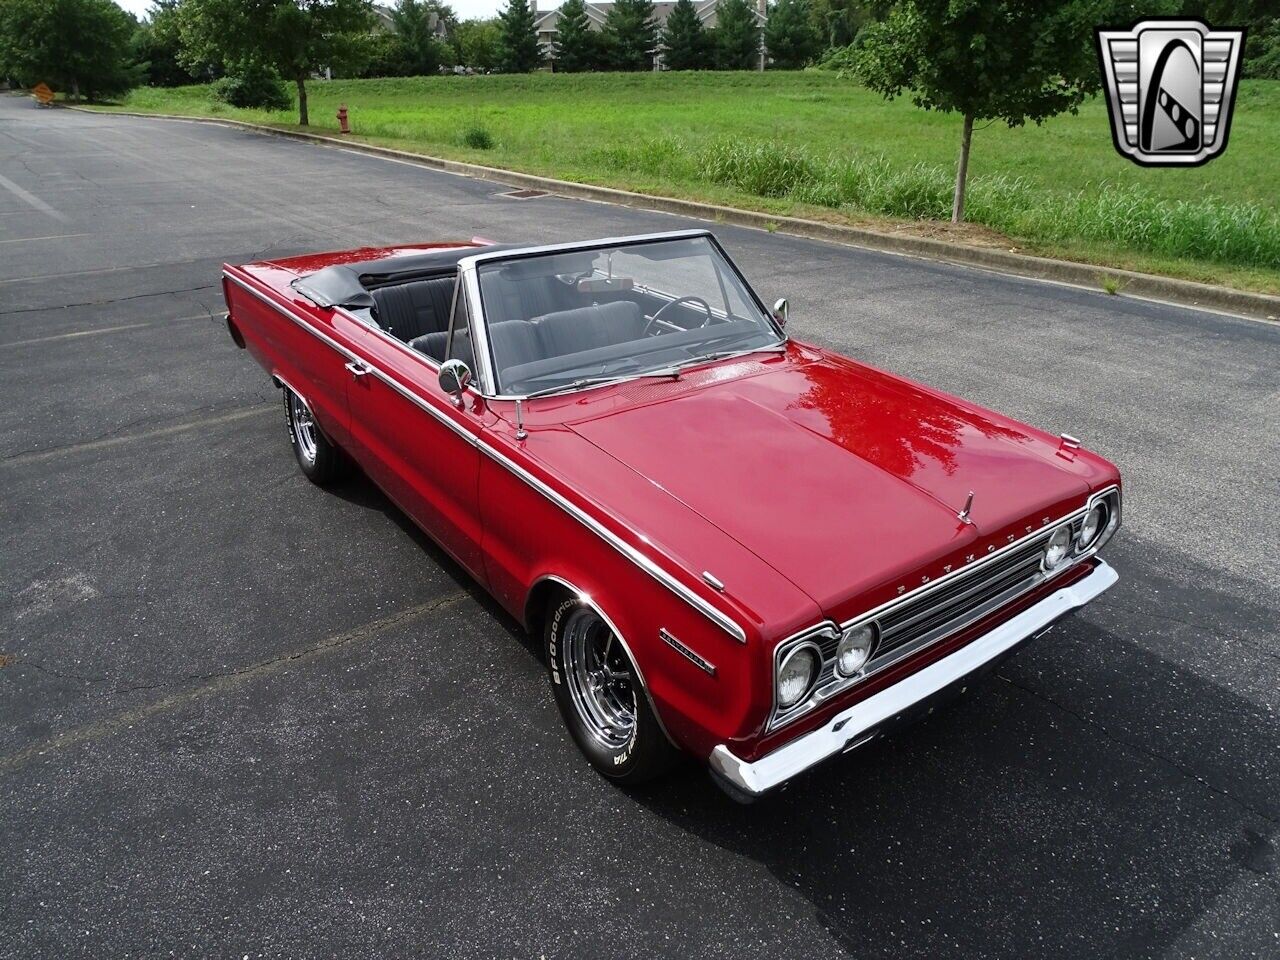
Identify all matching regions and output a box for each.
[345,360,371,378]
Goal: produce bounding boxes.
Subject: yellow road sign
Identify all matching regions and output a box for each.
[32,83,54,106]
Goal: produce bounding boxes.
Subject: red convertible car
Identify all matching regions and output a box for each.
[221,230,1121,799]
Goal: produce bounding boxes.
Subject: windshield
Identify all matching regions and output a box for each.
[474,235,783,396]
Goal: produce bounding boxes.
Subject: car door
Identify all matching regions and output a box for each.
[342,279,488,581]
[226,272,360,449]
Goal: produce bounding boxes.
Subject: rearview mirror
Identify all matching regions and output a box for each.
[439,358,472,405]
[772,298,789,326]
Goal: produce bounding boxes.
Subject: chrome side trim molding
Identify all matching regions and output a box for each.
[709,560,1119,797]
[224,270,747,645]
[660,628,717,676]
[227,273,362,364]
[227,273,481,448]
[483,442,748,644]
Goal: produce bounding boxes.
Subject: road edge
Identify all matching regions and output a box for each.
[71,106,1280,322]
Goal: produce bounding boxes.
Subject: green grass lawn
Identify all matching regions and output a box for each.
[88,72,1280,293]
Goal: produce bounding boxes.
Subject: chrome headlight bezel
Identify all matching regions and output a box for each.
[1088,487,1122,552]
[775,642,821,710]
[1042,524,1074,571]
[1076,502,1107,553]
[834,622,879,679]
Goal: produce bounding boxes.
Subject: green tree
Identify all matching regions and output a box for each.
[661,0,712,69]
[601,0,657,70]
[454,17,502,71]
[0,0,140,99]
[131,1,198,87]
[714,0,760,70]
[851,0,1164,223]
[765,0,819,67]
[1183,1,1280,79]
[810,0,867,49]
[178,0,372,125]
[496,0,541,72]
[1246,16,1280,79]
[554,0,599,71]
[387,0,448,75]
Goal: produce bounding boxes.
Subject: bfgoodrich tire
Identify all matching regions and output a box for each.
[545,595,679,784]
[283,386,344,485]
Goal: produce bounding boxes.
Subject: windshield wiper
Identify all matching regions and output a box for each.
[675,342,787,370]
[521,367,682,399]
[519,344,784,399]
[522,375,628,399]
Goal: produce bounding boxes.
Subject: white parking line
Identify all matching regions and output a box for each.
[0,232,90,245]
[0,171,69,222]
[0,593,467,774]
[0,321,155,349]
[2,405,274,467]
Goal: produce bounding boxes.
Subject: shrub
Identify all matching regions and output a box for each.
[462,125,495,149]
[699,139,818,198]
[602,134,1280,270]
[211,62,290,110]
[587,137,692,178]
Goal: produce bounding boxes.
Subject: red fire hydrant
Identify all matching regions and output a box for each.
[337,104,350,135]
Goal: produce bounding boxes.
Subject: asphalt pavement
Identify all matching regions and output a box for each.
[1,94,1277,959]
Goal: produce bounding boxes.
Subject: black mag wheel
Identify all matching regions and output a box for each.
[545,595,680,785]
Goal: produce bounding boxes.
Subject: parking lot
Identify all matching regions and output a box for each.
[2,96,1277,958]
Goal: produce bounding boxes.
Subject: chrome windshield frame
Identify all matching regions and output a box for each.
[456,229,787,400]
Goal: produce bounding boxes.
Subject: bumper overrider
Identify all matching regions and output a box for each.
[709,559,1118,799]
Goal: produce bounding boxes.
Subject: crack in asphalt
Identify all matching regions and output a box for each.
[0,592,468,774]
[0,282,219,317]
[995,672,1279,828]
[1096,597,1277,653]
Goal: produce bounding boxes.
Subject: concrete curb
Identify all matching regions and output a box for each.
[73,106,1280,322]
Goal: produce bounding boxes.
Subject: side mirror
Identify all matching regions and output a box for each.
[438,358,472,405]
[772,298,789,327]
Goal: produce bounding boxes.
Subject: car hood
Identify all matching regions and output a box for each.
[567,351,1093,622]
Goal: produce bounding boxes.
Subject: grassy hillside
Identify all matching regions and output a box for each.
[94,72,1280,292]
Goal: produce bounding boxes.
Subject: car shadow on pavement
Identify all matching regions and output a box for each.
[323,468,1278,958]
[624,541,1279,960]
[325,466,546,665]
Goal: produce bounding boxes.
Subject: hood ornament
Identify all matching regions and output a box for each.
[957,490,975,525]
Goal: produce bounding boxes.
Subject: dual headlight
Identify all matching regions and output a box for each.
[776,623,879,710]
[778,490,1119,712]
[1044,492,1119,572]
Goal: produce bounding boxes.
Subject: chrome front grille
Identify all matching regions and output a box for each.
[815,518,1079,673]
[766,488,1120,734]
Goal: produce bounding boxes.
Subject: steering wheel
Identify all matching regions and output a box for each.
[643,295,714,335]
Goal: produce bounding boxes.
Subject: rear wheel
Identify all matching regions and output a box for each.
[545,595,679,784]
[283,386,342,485]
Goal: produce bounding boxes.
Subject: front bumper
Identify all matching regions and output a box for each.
[709,560,1118,798]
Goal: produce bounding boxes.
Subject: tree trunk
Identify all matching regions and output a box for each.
[951,112,974,223]
[296,75,309,126]
[70,77,80,102]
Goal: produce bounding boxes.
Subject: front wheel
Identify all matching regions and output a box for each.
[545,596,679,784]
[283,386,343,485]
